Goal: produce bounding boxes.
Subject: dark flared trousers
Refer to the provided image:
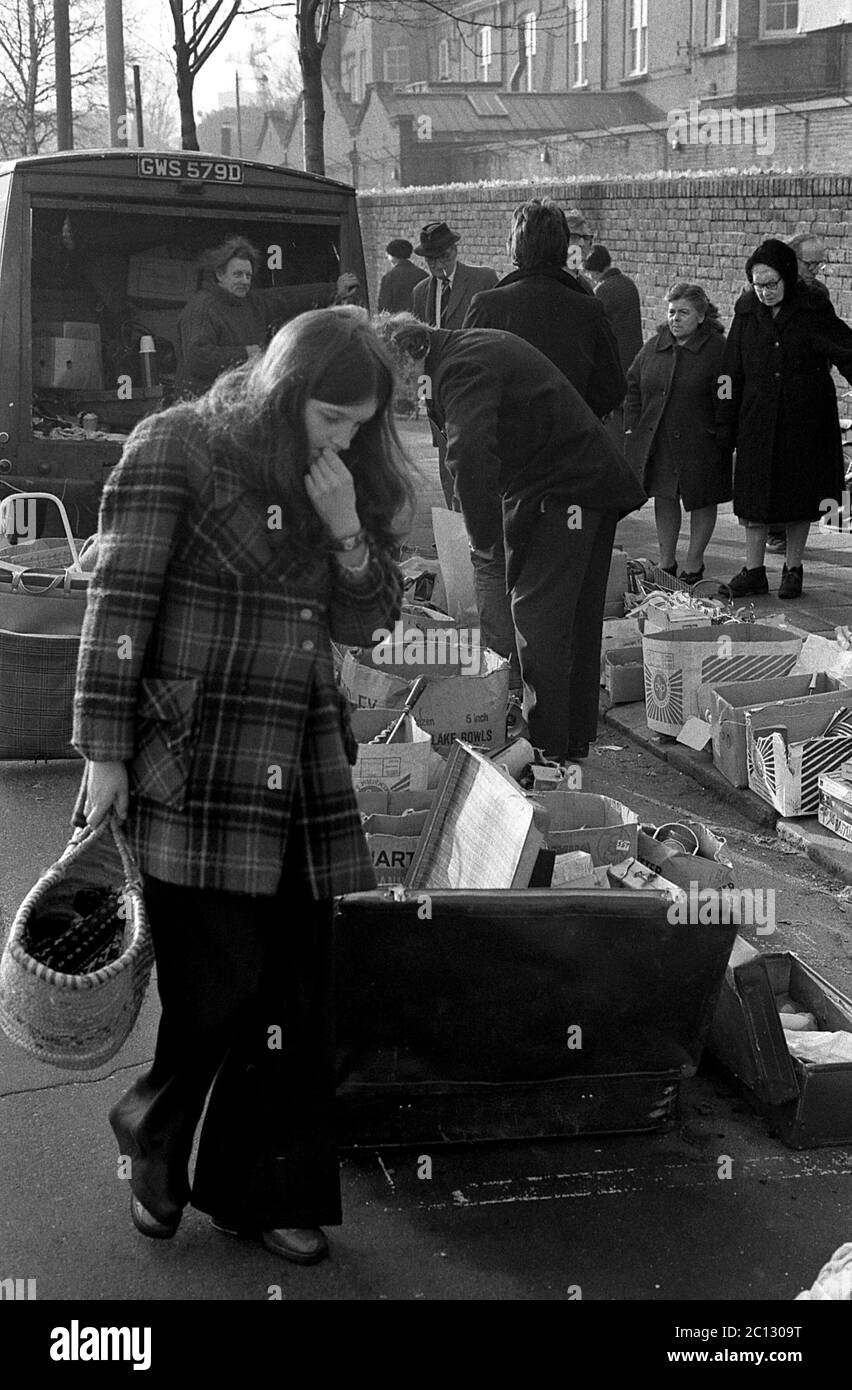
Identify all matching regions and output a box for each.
[512,503,618,760]
[109,851,340,1231]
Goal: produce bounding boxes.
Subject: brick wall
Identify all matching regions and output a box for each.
[358,174,852,338]
[395,107,852,188]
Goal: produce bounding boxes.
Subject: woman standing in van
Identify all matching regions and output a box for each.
[176,236,360,397]
[72,308,412,1265]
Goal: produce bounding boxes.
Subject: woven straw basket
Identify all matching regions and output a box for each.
[0,816,153,1070]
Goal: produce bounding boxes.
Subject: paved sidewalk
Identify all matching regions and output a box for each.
[398,414,852,888]
[608,504,852,885]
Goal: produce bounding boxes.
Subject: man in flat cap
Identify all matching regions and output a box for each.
[377,238,427,314]
[411,221,498,504]
[411,221,498,331]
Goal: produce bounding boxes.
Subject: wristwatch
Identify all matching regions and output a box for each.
[330,529,366,552]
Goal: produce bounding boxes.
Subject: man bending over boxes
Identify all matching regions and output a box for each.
[375,313,646,763]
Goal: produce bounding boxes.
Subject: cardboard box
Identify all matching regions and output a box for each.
[356,789,434,817]
[32,336,103,391]
[707,941,852,1147]
[697,672,841,790]
[604,548,628,619]
[603,646,645,705]
[643,624,804,736]
[528,790,639,867]
[340,645,510,758]
[349,708,433,793]
[745,688,852,817]
[127,251,199,302]
[33,320,101,342]
[642,607,713,635]
[363,808,432,886]
[600,616,642,682]
[607,857,686,904]
[817,773,852,843]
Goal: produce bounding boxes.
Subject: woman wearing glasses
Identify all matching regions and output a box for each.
[718,238,852,599]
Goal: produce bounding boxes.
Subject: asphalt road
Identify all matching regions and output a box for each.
[1,418,850,1330]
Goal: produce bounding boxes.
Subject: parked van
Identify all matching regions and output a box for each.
[0,150,366,537]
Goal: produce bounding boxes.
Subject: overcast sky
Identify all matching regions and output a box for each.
[188,9,297,113]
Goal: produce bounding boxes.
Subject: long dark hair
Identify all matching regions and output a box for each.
[195,308,415,557]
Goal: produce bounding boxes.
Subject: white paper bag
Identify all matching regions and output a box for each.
[432,508,478,625]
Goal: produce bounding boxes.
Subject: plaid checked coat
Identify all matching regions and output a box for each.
[72,405,403,897]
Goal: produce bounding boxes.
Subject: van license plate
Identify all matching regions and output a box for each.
[137,156,243,184]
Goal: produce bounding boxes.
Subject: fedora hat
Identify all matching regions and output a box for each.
[414,221,461,258]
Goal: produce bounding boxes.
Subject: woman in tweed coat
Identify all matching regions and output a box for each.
[72,308,412,1265]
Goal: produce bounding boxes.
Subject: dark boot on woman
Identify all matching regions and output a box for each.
[778,564,803,599]
[723,565,769,597]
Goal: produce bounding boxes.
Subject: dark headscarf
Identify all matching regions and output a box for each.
[745,239,799,293]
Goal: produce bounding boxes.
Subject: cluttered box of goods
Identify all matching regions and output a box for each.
[697,672,841,791]
[335,733,739,1148]
[707,937,852,1148]
[642,621,804,737]
[339,613,511,759]
[745,690,852,818]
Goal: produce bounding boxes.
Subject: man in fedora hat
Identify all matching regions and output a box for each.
[377,238,427,314]
[411,221,497,332]
[412,222,497,505]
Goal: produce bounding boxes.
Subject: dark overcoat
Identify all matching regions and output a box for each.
[176,282,338,396]
[412,260,498,329]
[425,327,646,588]
[377,259,427,313]
[716,284,852,523]
[463,266,626,419]
[624,322,732,511]
[72,406,402,898]
[593,267,644,374]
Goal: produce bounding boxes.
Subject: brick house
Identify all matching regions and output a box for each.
[321,0,852,184]
[257,81,362,184]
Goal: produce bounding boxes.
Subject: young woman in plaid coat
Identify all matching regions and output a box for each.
[71,308,412,1265]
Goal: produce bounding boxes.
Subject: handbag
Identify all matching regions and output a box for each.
[0,814,154,1070]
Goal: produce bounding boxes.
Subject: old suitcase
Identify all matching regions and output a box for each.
[334,888,737,1146]
[708,945,852,1148]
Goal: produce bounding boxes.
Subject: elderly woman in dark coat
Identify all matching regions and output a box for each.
[625,283,730,583]
[718,238,852,600]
